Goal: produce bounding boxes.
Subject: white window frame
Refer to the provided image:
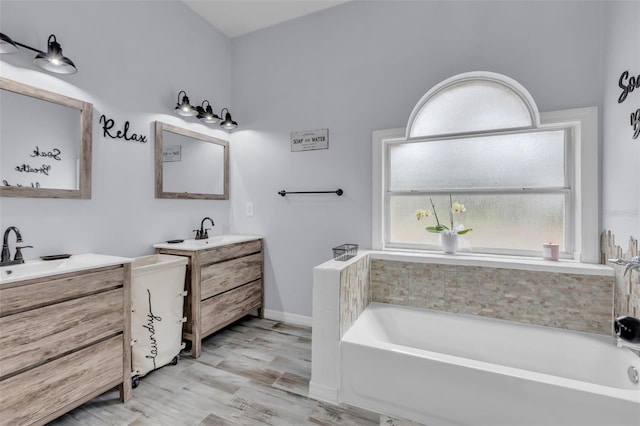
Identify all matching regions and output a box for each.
[372,106,599,263]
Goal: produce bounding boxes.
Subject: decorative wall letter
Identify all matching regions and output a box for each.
[617,70,640,140]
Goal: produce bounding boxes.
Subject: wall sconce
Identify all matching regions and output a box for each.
[220,108,238,130]
[196,100,220,124]
[0,33,77,74]
[174,90,197,116]
[173,91,238,130]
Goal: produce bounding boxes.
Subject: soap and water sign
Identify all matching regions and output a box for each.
[291,129,329,152]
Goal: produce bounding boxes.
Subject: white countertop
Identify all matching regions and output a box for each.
[153,234,262,251]
[0,253,133,285]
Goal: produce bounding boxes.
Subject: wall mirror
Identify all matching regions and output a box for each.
[0,77,92,199]
[155,121,229,200]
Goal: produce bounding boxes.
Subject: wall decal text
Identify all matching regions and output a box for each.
[99,114,148,143]
[631,108,640,140]
[30,146,62,161]
[617,70,639,140]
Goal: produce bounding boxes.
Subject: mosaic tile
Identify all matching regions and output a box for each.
[339,256,371,337]
[369,258,614,335]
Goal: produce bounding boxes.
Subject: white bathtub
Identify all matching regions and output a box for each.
[340,303,640,426]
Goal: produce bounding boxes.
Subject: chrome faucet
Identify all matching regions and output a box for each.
[194,217,215,240]
[609,256,640,276]
[1,226,32,266]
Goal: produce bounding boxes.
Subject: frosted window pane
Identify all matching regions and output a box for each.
[389,130,565,191]
[410,80,533,137]
[390,194,565,251]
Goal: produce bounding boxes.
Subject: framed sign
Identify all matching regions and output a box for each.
[291,129,329,152]
[163,145,182,162]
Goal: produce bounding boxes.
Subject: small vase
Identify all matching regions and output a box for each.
[441,233,459,254]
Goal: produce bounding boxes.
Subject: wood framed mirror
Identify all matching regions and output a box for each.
[155,121,229,200]
[0,77,92,199]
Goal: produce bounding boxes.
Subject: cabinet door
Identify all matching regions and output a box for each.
[201,281,262,335]
[200,253,262,300]
[199,239,262,266]
[0,288,123,378]
[0,335,123,426]
[0,267,124,316]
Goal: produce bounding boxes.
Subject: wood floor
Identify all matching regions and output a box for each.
[49,316,419,426]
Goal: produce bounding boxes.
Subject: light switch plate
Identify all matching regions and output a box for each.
[246,202,254,217]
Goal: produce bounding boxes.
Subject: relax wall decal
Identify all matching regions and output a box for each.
[617,70,640,140]
[99,114,148,143]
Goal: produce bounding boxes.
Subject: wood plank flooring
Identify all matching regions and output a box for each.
[48,316,420,426]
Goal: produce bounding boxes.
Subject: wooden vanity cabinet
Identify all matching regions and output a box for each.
[0,264,132,426]
[156,238,264,358]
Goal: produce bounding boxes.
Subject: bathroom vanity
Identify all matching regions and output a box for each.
[154,235,263,358]
[0,254,132,426]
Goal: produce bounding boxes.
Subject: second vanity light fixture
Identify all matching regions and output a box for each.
[0,33,77,74]
[174,90,238,130]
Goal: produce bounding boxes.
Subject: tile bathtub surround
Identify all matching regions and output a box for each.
[601,231,639,319]
[339,255,372,338]
[370,258,614,335]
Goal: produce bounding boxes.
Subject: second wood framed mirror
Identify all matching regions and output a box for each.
[155,121,229,200]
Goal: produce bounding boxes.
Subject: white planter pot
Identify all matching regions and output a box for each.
[441,233,459,254]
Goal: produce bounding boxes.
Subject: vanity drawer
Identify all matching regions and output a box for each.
[201,280,262,336]
[200,253,263,299]
[0,335,123,426]
[199,239,262,266]
[0,288,123,379]
[0,266,124,316]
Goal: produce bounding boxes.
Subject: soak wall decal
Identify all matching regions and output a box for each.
[2,145,63,188]
[617,70,640,140]
[99,114,148,143]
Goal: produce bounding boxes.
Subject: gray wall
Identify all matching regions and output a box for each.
[230,1,607,317]
[1,1,635,321]
[602,1,640,240]
[0,1,233,257]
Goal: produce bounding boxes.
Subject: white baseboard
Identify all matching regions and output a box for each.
[263,309,312,327]
[309,381,339,404]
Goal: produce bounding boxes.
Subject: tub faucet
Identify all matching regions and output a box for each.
[194,217,215,240]
[608,256,640,276]
[1,226,32,266]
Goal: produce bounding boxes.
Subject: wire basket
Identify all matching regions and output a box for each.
[332,244,358,261]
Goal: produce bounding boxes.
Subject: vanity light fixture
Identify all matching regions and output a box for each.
[196,100,220,124]
[0,33,18,53]
[174,90,198,116]
[172,92,239,130]
[220,108,238,130]
[0,33,77,74]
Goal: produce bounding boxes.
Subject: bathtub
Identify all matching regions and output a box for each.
[340,303,640,426]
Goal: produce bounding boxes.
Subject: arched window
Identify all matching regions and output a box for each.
[373,72,598,260]
[407,72,539,137]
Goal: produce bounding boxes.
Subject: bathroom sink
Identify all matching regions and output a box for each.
[0,253,132,284]
[153,235,262,251]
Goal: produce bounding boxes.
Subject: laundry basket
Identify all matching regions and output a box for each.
[131,254,188,387]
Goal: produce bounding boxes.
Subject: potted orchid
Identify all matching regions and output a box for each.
[416,195,472,253]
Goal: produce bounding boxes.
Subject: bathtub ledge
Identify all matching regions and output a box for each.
[314,250,613,276]
[371,250,613,276]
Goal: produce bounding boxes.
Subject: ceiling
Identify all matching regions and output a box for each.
[182,0,350,38]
